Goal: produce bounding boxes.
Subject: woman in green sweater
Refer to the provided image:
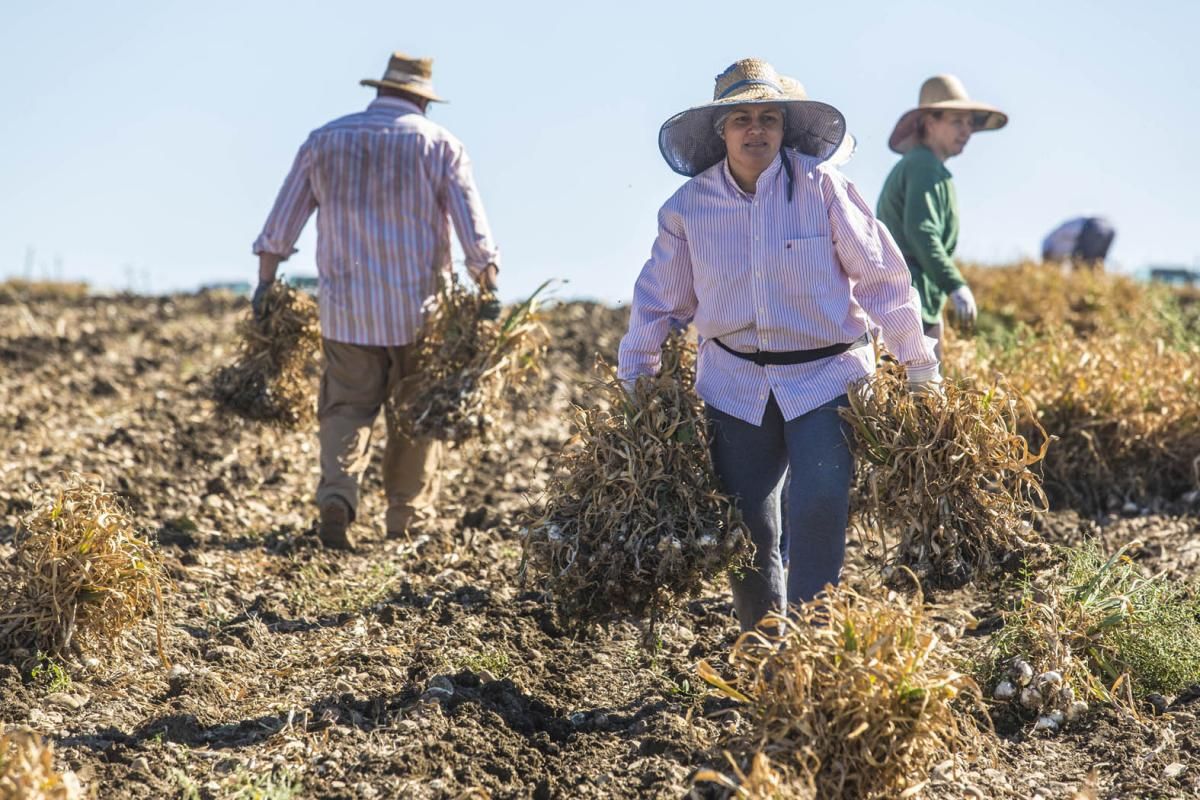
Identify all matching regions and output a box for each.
[877,74,1007,359]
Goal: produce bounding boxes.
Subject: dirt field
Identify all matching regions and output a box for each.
[2,291,1199,799]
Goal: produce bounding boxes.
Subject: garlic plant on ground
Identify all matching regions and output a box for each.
[0,726,83,800]
[991,332,1200,510]
[961,261,1192,343]
[0,475,169,665]
[947,264,1200,512]
[988,541,1200,729]
[698,577,990,799]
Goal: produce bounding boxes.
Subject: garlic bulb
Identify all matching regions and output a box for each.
[993,680,1017,701]
[1008,659,1034,687]
[1020,686,1044,710]
[1035,670,1063,691]
[1066,700,1089,722]
[1035,714,1060,732]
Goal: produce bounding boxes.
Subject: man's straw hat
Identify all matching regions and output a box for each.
[658,58,847,177]
[361,52,446,103]
[888,74,1006,154]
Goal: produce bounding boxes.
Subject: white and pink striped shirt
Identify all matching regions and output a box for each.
[618,148,938,425]
[253,96,501,346]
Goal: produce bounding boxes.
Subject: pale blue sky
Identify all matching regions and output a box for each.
[2,1,1196,301]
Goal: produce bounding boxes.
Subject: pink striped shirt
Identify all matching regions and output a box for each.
[618,148,938,425]
[253,96,501,346]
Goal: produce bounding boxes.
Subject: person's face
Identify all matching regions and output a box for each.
[923,109,975,159]
[721,103,784,175]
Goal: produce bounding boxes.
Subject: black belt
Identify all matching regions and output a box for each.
[712,332,870,366]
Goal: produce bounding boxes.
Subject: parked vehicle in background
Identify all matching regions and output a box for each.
[1149,266,1200,288]
[198,280,253,296]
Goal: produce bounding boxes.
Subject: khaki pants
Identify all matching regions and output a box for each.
[316,338,442,533]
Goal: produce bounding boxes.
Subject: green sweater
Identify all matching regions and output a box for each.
[876,145,965,324]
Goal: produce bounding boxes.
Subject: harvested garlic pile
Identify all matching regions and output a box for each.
[992,657,1088,733]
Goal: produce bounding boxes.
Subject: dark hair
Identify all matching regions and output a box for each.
[916,109,943,142]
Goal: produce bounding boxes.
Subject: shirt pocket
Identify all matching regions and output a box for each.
[777,235,838,297]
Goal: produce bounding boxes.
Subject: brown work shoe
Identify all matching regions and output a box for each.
[318,498,355,550]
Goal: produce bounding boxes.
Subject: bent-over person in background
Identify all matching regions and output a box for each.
[252,52,501,549]
[1042,216,1116,270]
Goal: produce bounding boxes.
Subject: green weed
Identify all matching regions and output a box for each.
[458,648,512,678]
[30,651,71,693]
[173,766,304,800]
[990,541,1200,703]
[228,768,303,800]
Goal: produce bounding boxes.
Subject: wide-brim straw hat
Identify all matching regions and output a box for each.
[888,74,1006,154]
[361,52,447,103]
[658,58,847,177]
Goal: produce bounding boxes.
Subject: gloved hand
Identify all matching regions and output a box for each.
[478,294,502,322]
[948,285,977,328]
[905,362,944,397]
[251,279,274,320]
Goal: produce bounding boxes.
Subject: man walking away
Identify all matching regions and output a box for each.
[252,52,501,549]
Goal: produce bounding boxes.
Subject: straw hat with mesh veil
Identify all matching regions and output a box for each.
[888,74,1007,154]
[658,58,847,177]
[779,75,856,167]
[361,52,447,103]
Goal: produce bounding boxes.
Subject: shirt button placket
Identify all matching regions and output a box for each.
[753,201,769,407]
[753,203,768,346]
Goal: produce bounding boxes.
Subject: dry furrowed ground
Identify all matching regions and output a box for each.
[1,288,1199,799]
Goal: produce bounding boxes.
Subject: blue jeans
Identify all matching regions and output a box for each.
[707,394,853,631]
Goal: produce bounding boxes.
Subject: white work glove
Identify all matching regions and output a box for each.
[905,363,943,397]
[948,285,977,328]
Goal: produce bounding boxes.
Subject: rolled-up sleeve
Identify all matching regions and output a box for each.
[617,206,698,380]
[252,137,317,258]
[441,140,501,277]
[822,169,938,368]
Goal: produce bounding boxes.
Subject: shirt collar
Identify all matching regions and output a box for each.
[367,95,424,116]
[721,150,786,199]
[913,144,952,176]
